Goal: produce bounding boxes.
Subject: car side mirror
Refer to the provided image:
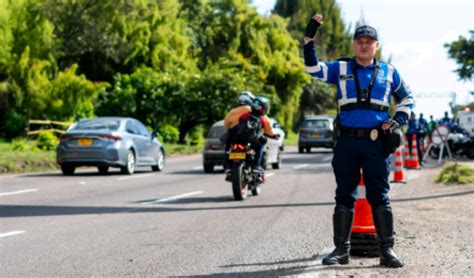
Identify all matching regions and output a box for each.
[152,131,159,138]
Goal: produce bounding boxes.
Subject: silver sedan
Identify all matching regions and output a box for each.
[56,117,165,175]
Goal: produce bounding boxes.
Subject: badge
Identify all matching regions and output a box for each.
[370,129,378,141]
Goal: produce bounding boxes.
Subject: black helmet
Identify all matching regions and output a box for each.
[254,96,270,115]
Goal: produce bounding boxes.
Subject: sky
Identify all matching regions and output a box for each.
[251,0,473,120]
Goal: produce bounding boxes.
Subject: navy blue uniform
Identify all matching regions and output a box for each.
[304,42,414,208]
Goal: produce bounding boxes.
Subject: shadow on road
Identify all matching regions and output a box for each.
[3,189,473,218]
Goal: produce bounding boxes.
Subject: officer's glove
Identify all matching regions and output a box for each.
[382,118,400,132]
[304,18,321,39]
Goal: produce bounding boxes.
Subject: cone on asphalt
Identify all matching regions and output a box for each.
[392,145,406,183]
[350,172,378,257]
[352,174,376,234]
[403,135,410,168]
[409,134,421,169]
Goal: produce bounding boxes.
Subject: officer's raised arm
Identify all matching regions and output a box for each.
[303,14,337,84]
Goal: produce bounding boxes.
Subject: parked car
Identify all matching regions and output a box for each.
[268,117,286,151]
[57,117,165,175]
[298,115,335,153]
[202,120,281,173]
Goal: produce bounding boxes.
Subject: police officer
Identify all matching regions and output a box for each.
[303,14,414,268]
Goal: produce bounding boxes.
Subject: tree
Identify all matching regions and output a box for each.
[273,0,352,129]
[445,31,474,81]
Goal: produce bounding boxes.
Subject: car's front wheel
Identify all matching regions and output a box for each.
[61,165,75,176]
[121,149,136,175]
[151,148,165,172]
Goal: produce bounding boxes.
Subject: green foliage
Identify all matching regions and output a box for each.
[445,31,474,81]
[436,162,474,185]
[3,109,27,139]
[11,137,30,151]
[186,124,205,145]
[158,124,180,144]
[36,131,59,150]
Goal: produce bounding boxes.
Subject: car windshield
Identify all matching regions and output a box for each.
[302,119,329,128]
[72,119,121,131]
[207,125,225,138]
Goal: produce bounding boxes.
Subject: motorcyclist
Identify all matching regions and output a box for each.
[224,96,279,181]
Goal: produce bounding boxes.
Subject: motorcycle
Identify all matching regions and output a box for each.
[227,143,264,200]
[428,133,474,160]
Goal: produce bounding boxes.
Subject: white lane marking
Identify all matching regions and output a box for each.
[322,155,333,162]
[193,166,203,170]
[144,191,204,205]
[265,173,275,178]
[293,164,309,170]
[0,231,26,238]
[79,181,86,185]
[0,189,38,197]
[118,174,154,180]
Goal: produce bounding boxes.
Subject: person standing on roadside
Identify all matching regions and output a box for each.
[417,113,428,165]
[303,13,414,268]
[406,112,418,160]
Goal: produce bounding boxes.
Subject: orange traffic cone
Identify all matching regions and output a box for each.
[352,174,376,234]
[350,172,378,257]
[410,134,421,169]
[403,135,410,168]
[392,145,406,183]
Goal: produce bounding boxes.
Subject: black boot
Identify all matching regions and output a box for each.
[373,205,404,268]
[322,205,354,265]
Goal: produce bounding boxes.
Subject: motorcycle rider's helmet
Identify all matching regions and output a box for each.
[253,96,270,115]
[237,91,255,106]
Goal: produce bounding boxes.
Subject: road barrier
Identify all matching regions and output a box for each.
[409,134,421,169]
[392,144,406,183]
[27,119,72,136]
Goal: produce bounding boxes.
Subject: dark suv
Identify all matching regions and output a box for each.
[202,120,227,173]
[298,116,335,153]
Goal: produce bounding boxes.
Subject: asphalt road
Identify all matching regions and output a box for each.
[1,147,341,277]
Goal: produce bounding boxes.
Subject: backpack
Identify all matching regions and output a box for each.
[230,113,262,144]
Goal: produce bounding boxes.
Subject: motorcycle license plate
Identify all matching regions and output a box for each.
[229,152,246,160]
[78,138,93,146]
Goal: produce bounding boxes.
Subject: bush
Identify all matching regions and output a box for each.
[158,124,180,143]
[436,162,474,185]
[186,125,205,145]
[36,131,59,150]
[11,137,30,151]
[3,110,27,139]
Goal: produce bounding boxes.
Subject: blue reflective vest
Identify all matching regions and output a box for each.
[304,42,414,128]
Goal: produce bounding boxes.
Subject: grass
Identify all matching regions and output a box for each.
[435,162,474,185]
[0,138,204,175]
[284,131,298,146]
[0,140,58,174]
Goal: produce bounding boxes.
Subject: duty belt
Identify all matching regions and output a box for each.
[339,125,381,141]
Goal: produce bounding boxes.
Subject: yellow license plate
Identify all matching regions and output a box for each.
[312,134,321,138]
[78,138,93,146]
[229,152,246,160]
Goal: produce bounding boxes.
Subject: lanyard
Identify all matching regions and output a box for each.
[352,62,379,104]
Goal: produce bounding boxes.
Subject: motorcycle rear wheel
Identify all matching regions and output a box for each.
[232,163,248,201]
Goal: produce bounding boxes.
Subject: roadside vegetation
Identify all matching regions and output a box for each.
[436,162,474,185]
[0,137,204,175]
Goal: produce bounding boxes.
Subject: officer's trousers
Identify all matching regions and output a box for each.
[332,135,391,209]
